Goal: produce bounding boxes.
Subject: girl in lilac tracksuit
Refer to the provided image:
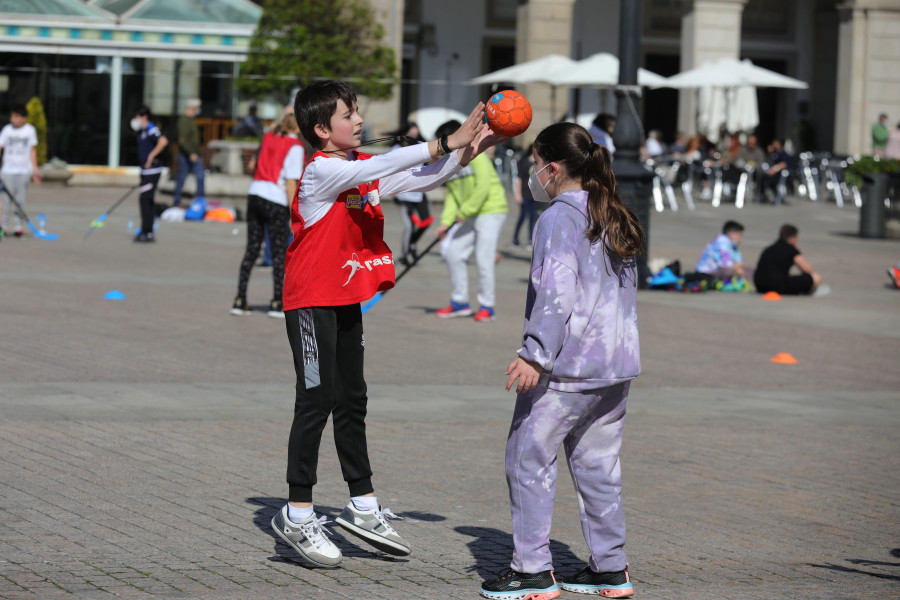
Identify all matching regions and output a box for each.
[481,122,643,600]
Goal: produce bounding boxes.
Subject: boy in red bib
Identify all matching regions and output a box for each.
[271,80,501,567]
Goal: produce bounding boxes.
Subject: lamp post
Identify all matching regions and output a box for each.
[613,0,653,287]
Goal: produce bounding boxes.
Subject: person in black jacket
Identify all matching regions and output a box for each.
[754,224,826,295]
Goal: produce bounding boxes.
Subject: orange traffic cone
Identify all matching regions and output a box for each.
[762,291,782,301]
[770,352,798,365]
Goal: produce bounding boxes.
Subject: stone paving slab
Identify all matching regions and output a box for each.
[0,185,898,599]
[1,385,898,599]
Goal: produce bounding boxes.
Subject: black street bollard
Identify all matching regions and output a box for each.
[613,0,654,286]
[859,172,888,239]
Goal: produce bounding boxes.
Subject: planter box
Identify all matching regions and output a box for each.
[208,140,259,176]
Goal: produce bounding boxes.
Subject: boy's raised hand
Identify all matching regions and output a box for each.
[458,124,505,166]
[447,102,486,151]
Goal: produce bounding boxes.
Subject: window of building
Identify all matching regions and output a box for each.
[480,38,516,99]
[486,0,517,29]
[643,0,682,37]
[742,0,791,37]
[404,0,421,24]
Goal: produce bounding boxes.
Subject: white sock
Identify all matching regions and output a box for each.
[351,496,379,512]
[287,504,314,524]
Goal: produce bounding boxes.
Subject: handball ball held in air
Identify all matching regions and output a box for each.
[485,90,533,138]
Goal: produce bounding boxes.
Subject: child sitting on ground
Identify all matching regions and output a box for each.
[696,220,752,291]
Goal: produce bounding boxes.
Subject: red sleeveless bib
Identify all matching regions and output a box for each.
[254,132,301,183]
[282,151,395,310]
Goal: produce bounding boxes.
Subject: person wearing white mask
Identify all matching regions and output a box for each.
[130,105,168,243]
[482,121,643,600]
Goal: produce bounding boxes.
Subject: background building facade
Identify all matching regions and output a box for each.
[1,0,898,167]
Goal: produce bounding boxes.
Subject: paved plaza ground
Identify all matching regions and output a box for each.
[0,182,898,599]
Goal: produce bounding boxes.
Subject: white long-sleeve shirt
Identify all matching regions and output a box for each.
[298,143,461,227]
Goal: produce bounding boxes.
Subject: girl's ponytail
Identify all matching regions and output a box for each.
[582,143,643,259]
[533,122,643,259]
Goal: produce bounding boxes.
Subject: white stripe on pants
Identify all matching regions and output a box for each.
[443,212,506,308]
[506,381,630,574]
[1,173,30,232]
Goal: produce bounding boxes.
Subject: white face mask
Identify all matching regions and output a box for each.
[130,118,142,132]
[528,163,552,203]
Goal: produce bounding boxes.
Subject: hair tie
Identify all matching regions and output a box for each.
[588,143,598,157]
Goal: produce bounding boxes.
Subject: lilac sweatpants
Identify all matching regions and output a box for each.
[506,380,630,574]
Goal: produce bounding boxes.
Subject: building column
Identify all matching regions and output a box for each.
[678,0,748,136]
[833,0,900,156]
[144,58,201,117]
[108,55,123,168]
[359,0,403,138]
[516,0,576,134]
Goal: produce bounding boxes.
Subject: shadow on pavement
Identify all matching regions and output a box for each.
[808,550,900,582]
[455,525,583,581]
[247,497,411,566]
[397,510,447,522]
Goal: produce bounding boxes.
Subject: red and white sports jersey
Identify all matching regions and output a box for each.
[282,151,395,309]
[253,131,302,183]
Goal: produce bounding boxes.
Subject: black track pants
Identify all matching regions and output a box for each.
[138,173,160,236]
[236,195,291,302]
[284,304,373,502]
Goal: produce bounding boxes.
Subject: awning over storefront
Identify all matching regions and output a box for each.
[0,0,262,166]
[0,0,261,61]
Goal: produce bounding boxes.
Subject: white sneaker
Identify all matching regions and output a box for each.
[334,502,411,556]
[271,505,342,567]
[812,284,831,298]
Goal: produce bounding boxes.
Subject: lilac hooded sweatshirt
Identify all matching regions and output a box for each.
[517,190,640,391]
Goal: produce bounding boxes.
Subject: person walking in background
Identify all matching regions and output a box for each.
[511,144,536,249]
[481,122,642,600]
[130,105,168,243]
[0,104,42,237]
[390,122,433,266]
[754,224,828,296]
[872,113,889,157]
[884,121,900,160]
[173,98,205,206]
[433,119,508,322]
[231,113,305,318]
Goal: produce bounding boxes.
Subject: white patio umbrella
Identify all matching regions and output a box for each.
[545,53,667,88]
[659,57,808,90]
[659,58,805,141]
[468,53,576,85]
[408,107,468,140]
[698,86,759,142]
[469,54,578,119]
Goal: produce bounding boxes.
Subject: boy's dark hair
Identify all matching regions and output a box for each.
[434,120,461,140]
[294,81,357,150]
[133,105,151,118]
[10,104,28,118]
[779,224,798,241]
[722,220,744,234]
